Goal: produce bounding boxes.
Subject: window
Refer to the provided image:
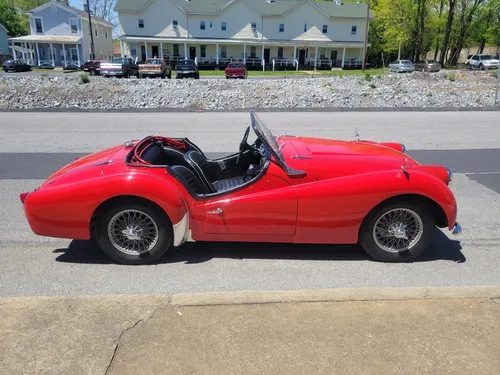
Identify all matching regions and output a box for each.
[322,25,327,33]
[250,46,256,58]
[201,45,206,58]
[138,19,144,28]
[70,19,78,34]
[34,18,43,33]
[173,44,179,56]
[251,22,256,31]
[221,45,227,58]
[0,48,3,55]
[278,47,283,58]
[351,25,357,34]
[221,21,226,31]
[200,21,205,30]
[279,23,284,32]
[173,20,178,29]
[131,43,137,57]
[105,29,108,38]
[210,21,212,28]
[304,24,307,32]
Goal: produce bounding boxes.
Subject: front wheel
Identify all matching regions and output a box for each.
[95,200,173,265]
[359,200,435,262]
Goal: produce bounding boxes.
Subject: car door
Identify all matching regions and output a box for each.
[203,174,298,236]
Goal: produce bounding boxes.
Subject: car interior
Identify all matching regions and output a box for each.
[126,128,270,198]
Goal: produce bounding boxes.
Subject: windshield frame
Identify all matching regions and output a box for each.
[250,111,306,177]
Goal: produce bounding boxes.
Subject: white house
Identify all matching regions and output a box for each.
[115,0,374,70]
[8,0,114,67]
[0,23,9,57]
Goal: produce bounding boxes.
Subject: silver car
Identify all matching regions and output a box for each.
[388,60,415,73]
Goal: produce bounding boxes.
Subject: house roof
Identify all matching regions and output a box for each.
[26,1,114,27]
[115,0,374,19]
[8,34,83,43]
[0,22,9,35]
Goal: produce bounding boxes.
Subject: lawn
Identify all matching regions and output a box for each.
[198,67,389,77]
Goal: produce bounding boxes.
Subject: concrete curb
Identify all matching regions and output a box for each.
[170,286,500,306]
[2,286,499,307]
[0,107,500,113]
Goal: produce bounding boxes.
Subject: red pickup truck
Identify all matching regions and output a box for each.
[225,62,248,79]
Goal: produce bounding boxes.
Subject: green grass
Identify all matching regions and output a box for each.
[198,67,389,77]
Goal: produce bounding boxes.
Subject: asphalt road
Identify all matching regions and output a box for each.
[1,112,499,297]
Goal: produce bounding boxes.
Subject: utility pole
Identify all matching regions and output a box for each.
[361,0,371,71]
[85,0,95,60]
[495,61,499,105]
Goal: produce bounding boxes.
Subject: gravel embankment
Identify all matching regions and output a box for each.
[0,70,498,110]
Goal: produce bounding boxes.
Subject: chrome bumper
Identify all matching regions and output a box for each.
[452,222,462,235]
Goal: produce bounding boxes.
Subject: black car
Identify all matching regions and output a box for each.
[176,59,199,79]
[2,60,32,72]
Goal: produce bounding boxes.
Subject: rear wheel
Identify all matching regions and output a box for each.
[359,199,435,262]
[95,199,173,265]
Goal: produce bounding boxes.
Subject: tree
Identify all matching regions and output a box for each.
[0,0,29,37]
[87,0,118,31]
[439,0,457,65]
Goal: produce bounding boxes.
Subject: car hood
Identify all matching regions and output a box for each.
[282,136,419,180]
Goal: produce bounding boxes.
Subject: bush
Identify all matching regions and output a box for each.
[493,70,498,79]
[79,73,90,84]
[364,73,372,81]
[448,72,456,81]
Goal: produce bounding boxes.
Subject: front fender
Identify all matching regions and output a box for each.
[23,172,188,241]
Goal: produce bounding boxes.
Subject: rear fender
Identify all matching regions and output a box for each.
[24,173,189,243]
[294,169,457,244]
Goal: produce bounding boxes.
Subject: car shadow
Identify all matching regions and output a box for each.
[53,228,465,265]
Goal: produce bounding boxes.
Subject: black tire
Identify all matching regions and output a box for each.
[95,199,173,265]
[167,72,171,79]
[359,199,435,262]
[479,64,484,70]
[195,72,200,79]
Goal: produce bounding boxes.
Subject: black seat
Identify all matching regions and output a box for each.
[168,165,211,197]
[213,176,247,192]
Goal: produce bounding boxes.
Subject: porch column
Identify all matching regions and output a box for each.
[145,41,148,58]
[35,43,40,66]
[293,45,297,66]
[216,43,219,64]
[261,44,265,71]
[243,44,246,64]
[341,47,346,68]
[11,43,17,60]
[120,39,124,57]
[62,43,67,67]
[160,42,163,59]
[184,42,187,58]
[76,44,81,66]
[21,42,26,60]
[50,43,55,66]
[314,46,318,70]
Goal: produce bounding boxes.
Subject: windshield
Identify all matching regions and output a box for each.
[250,112,305,176]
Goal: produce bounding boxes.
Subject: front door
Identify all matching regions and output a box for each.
[203,176,297,236]
[264,48,270,64]
[140,45,146,63]
[189,46,196,60]
[151,45,159,58]
[330,50,338,65]
[298,49,306,65]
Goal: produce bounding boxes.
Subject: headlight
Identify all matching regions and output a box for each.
[446,167,452,184]
[401,144,406,153]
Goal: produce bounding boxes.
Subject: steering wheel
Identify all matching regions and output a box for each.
[236,126,250,164]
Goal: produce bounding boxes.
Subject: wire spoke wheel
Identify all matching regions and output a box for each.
[107,209,159,255]
[373,208,424,253]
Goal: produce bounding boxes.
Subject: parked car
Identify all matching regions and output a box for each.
[19,111,461,265]
[176,59,199,79]
[2,60,32,72]
[138,57,171,79]
[467,54,499,70]
[414,59,441,72]
[81,60,109,75]
[100,57,138,78]
[225,62,248,79]
[388,60,415,73]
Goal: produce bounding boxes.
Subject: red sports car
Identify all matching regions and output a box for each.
[20,112,461,265]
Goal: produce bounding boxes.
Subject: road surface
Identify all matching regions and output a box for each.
[1,111,499,297]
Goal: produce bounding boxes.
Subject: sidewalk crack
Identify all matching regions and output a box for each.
[104,305,165,375]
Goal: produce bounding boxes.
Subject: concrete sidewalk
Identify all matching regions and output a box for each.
[1,287,500,375]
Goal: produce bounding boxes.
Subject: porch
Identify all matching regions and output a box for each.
[120,38,365,71]
[8,35,83,67]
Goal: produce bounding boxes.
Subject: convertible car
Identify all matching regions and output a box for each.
[20,112,461,265]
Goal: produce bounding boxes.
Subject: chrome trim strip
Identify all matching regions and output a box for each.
[172,212,189,246]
